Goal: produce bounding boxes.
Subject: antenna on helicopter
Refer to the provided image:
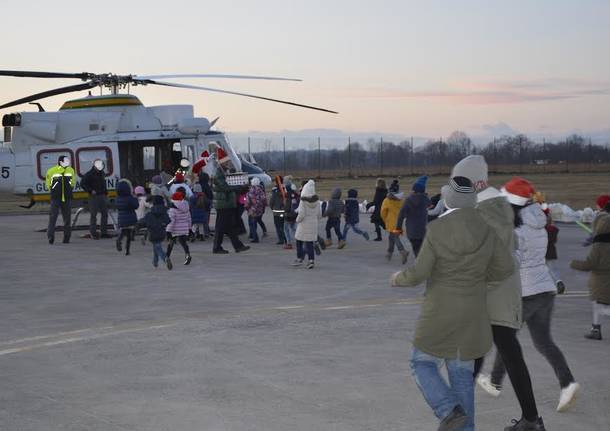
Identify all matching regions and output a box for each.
[0,70,338,113]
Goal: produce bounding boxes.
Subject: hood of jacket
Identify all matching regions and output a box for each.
[434,209,492,257]
[172,199,190,212]
[521,203,547,229]
[387,191,404,200]
[331,188,342,199]
[407,192,428,208]
[476,195,514,247]
[117,179,133,197]
[347,188,358,198]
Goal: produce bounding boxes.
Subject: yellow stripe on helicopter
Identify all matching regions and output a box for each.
[60,95,143,110]
[32,191,118,202]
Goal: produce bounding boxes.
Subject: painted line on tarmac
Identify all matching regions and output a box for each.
[0,324,175,357]
[0,326,115,346]
[0,298,422,357]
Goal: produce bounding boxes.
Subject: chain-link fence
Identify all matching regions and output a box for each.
[230,134,610,178]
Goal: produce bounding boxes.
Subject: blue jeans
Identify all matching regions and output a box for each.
[248,215,260,241]
[152,241,166,266]
[284,221,296,244]
[202,209,211,235]
[342,222,366,240]
[410,347,474,431]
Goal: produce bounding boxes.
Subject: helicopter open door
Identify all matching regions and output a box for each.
[117,139,182,186]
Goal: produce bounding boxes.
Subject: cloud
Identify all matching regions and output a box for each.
[340,78,610,105]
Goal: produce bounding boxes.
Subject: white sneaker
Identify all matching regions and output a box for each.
[557,382,580,412]
[477,373,501,397]
[291,259,304,267]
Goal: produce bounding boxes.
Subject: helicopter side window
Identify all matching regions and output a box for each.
[76,147,113,177]
[143,146,156,171]
[37,148,75,180]
[171,142,183,168]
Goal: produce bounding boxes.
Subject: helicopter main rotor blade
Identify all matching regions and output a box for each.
[136,74,302,82]
[0,70,92,80]
[0,81,98,110]
[137,79,338,114]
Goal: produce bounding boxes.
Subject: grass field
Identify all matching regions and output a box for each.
[0,171,607,215]
[295,172,609,210]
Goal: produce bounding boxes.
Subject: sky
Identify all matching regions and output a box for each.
[1,0,609,146]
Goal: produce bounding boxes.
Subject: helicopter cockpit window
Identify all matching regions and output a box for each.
[76,147,112,177]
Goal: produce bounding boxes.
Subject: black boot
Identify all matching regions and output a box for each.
[585,324,602,340]
[504,416,546,431]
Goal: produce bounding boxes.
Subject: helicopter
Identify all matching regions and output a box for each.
[0,70,337,207]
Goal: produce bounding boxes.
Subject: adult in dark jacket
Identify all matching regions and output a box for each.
[396,176,430,256]
[212,170,249,254]
[269,177,287,245]
[80,159,110,239]
[366,178,388,241]
[137,196,171,268]
[115,179,139,255]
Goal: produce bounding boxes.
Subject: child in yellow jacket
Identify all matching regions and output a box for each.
[381,180,408,264]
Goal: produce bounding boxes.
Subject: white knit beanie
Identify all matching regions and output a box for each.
[451,155,488,192]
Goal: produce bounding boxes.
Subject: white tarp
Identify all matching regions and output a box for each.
[547,203,597,224]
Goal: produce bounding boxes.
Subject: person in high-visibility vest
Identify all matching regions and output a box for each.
[45,155,76,244]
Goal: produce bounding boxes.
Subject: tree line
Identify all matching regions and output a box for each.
[251,131,610,174]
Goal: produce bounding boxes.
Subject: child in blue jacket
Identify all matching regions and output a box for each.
[115,179,139,255]
[342,188,369,243]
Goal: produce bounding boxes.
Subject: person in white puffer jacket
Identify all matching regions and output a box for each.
[489,177,580,416]
[293,179,322,269]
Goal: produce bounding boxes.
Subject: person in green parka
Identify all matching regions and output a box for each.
[212,168,250,254]
[390,176,514,431]
[452,155,546,431]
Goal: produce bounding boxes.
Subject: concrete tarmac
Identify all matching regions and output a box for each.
[0,212,608,430]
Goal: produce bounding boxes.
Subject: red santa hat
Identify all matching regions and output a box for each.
[174,172,185,183]
[501,177,535,206]
[171,191,185,201]
[201,150,209,159]
[596,194,610,210]
[217,147,230,165]
[192,158,207,175]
